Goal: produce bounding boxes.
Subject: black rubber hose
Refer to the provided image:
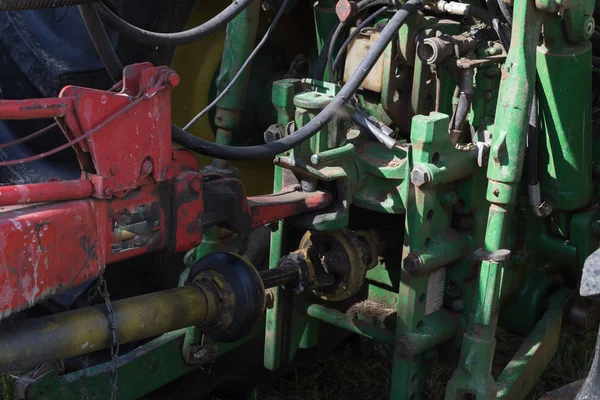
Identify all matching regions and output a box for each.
[96,0,256,47]
[171,0,426,160]
[527,92,538,186]
[0,0,97,10]
[79,3,123,83]
[332,6,389,78]
[484,0,511,50]
[497,0,513,25]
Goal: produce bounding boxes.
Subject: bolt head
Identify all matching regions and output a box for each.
[264,124,282,144]
[403,253,423,274]
[104,188,114,197]
[143,161,154,174]
[336,0,358,22]
[166,72,180,88]
[585,17,595,40]
[410,166,431,187]
[110,165,118,176]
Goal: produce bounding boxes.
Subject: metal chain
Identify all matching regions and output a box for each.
[80,283,100,400]
[97,274,120,400]
[77,275,119,400]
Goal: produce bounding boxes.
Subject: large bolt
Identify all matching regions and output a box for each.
[264,124,283,143]
[410,165,431,187]
[403,253,423,274]
[165,72,180,88]
[142,161,154,174]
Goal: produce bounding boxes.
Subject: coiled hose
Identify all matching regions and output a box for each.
[96,0,257,46]
[0,0,98,10]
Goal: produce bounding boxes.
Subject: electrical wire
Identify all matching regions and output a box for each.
[0,122,58,150]
[0,97,144,167]
[332,6,389,79]
[183,0,289,131]
[171,0,426,160]
[96,0,257,47]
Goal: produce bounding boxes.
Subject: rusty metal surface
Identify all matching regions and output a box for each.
[0,179,93,207]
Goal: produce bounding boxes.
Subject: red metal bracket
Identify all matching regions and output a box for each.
[0,63,332,318]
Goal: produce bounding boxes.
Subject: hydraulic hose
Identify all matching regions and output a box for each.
[497,0,513,25]
[96,0,257,46]
[332,6,390,78]
[527,93,538,187]
[0,0,97,10]
[79,3,123,83]
[171,0,426,160]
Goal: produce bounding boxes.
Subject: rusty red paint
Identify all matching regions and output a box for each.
[0,62,333,319]
[0,180,93,207]
[0,98,74,120]
[248,187,332,228]
[0,199,107,318]
[172,173,204,252]
[62,64,175,197]
[336,0,357,22]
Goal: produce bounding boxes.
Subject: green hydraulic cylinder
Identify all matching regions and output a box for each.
[213,0,261,168]
[537,16,593,211]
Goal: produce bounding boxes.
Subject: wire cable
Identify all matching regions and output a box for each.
[96,0,257,47]
[0,98,144,167]
[183,0,289,131]
[0,122,58,150]
[171,0,426,160]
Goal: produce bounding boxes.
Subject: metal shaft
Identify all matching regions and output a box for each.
[259,264,300,289]
[0,284,219,374]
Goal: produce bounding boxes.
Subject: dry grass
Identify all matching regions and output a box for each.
[257,324,597,400]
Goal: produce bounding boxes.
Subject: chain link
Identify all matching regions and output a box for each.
[97,274,120,400]
[80,281,100,400]
[78,275,120,400]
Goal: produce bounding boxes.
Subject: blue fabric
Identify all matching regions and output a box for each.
[0,7,119,183]
[0,6,118,97]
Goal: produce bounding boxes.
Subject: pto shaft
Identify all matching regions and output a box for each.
[0,284,219,374]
